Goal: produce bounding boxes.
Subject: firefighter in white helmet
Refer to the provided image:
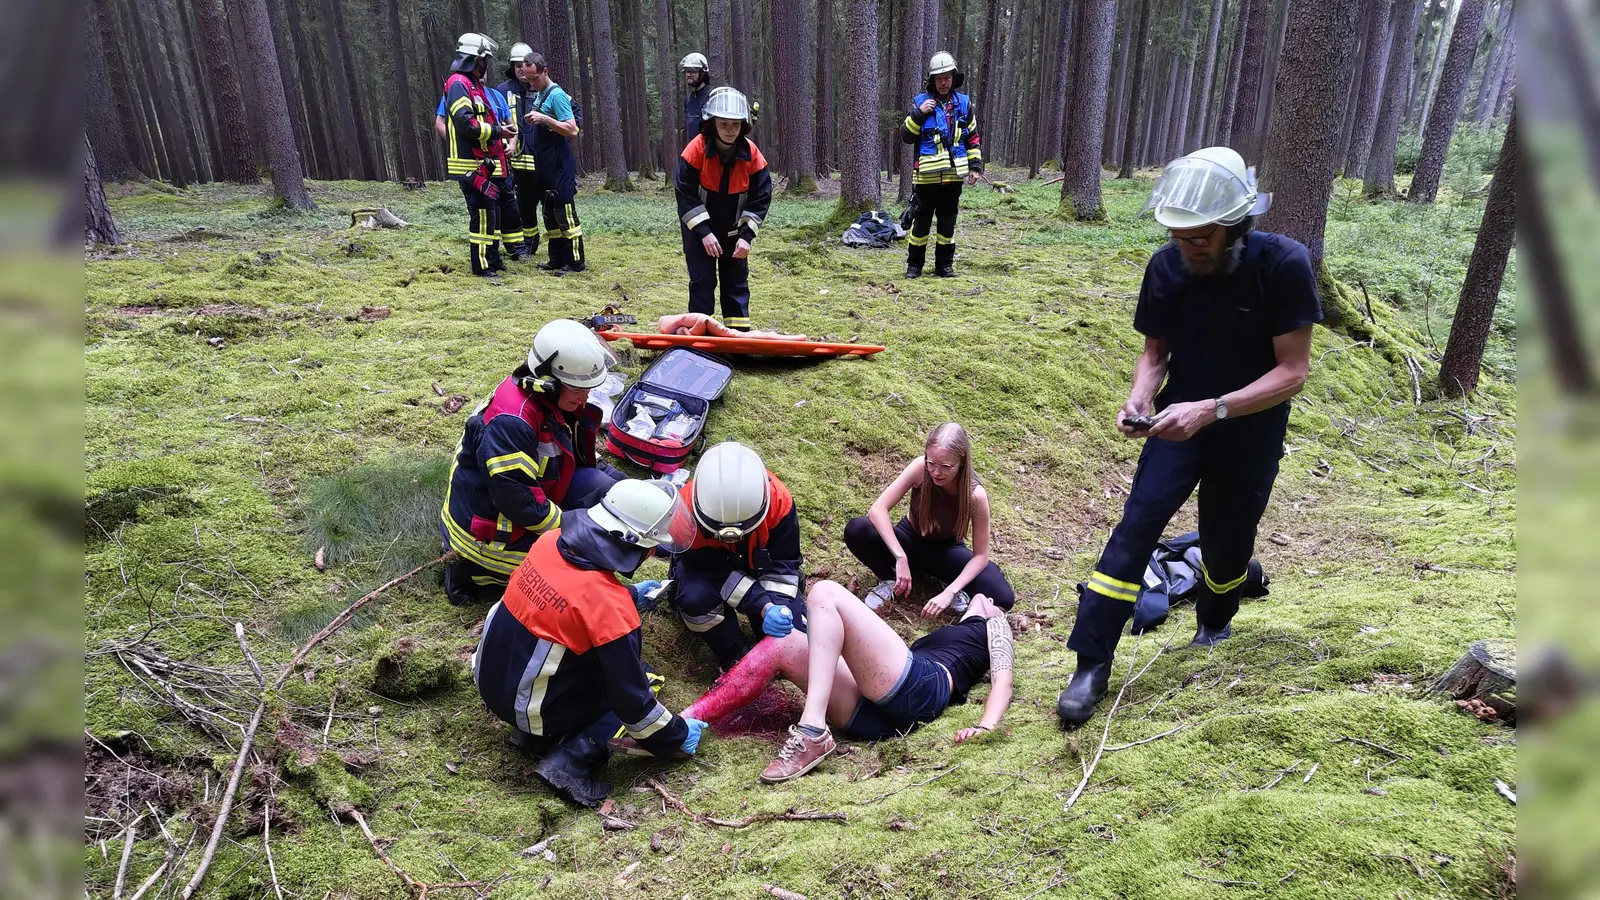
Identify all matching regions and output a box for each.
[440,319,626,605]
[1057,146,1323,729]
[440,33,517,276]
[675,87,771,331]
[666,442,804,669]
[681,52,712,145]
[902,51,983,278]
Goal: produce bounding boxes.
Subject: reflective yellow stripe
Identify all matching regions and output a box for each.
[903,115,921,135]
[485,452,540,480]
[440,512,527,575]
[907,233,929,246]
[936,234,955,245]
[449,96,473,115]
[724,317,751,327]
[1087,571,1139,602]
[1200,561,1249,595]
[530,503,561,534]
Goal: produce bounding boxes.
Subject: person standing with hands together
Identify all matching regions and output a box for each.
[675,87,771,331]
[1057,147,1322,730]
[902,52,983,278]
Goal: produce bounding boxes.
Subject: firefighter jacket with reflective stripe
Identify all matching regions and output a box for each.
[672,470,803,619]
[675,134,772,243]
[496,78,539,172]
[444,72,510,177]
[441,374,606,573]
[902,90,983,183]
[472,519,688,753]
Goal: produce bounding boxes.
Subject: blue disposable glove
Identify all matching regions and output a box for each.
[630,580,664,611]
[681,717,708,755]
[762,604,794,638]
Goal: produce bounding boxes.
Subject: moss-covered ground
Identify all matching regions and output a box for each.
[85,169,1514,898]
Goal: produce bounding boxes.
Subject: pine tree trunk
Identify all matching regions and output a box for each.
[1227,0,1270,158]
[1409,0,1486,201]
[119,0,171,181]
[153,0,208,182]
[129,0,196,186]
[193,0,259,183]
[817,0,836,173]
[1470,0,1509,122]
[1486,23,1513,122]
[1118,0,1152,177]
[1160,0,1194,161]
[574,0,599,173]
[1437,107,1514,396]
[85,137,123,245]
[955,0,970,61]
[976,0,1003,127]
[1107,0,1135,161]
[883,0,901,181]
[585,0,635,189]
[380,0,425,182]
[730,0,752,89]
[277,0,329,179]
[86,1,137,182]
[655,0,680,168]
[1520,128,1596,394]
[520,0,549,55]
[629,0,658,177]
[898,0,928,200]
[1345,0,1394,177]
[1184,0,1225,155]
[1217,0,1249,144]
[840,0,882,209]
[1060,0,1117,218]
[1258,0,1362,267]
[1049,0,1075,165]
[1364,0,1422,196]
[239,0,314,208]
[546,0,576,85]
[1252,0,1289,141]
[176,0,223,182]
[924,0,943,59]
[1417,0,1459,132]
[1335,31,1366,170]
[707,0,729,83]
[326,0,381,180]
[782,0,820,191]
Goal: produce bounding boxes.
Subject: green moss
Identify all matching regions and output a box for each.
[85,171,1514,897]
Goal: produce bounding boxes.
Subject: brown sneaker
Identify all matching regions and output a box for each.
[759,725,836,783]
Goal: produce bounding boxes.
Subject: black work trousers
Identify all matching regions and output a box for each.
[683,230,751,330]
[843,516,1015,609]
[907,180,962,270]
[510,167,542,254]
[1068,413,1287,664]
[458,178,502,276]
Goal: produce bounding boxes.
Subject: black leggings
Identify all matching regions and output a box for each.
[843,515,1014,609]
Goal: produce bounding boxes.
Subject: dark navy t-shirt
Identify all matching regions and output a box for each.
[1133,231,1323,413]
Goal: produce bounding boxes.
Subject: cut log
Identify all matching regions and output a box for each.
[1428,639,1515,723]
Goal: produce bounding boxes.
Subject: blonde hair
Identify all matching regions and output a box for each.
[912,422,977,542]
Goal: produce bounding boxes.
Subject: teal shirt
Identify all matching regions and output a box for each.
[538,84,575,123]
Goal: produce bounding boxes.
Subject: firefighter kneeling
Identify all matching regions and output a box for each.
[472,478,708,807]
[667,442,804,670]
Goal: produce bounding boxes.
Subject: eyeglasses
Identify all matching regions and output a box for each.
[925,461,958,473]
[1171,226,1223,248]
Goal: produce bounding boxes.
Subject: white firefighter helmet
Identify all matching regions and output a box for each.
[527,319,616,390]
[456,33,499,58]
[702,86,751,123]
[590,479,696,553]
[928,51,958,76]
[691,442,770,541]
[680,52,709,72]
[1142,146,1273,229]
[508,42,534,64]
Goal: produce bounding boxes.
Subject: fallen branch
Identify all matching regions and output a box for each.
[350,808,482,898]
[179,552,456,898]
[1062,634,1171,812]
[1104,722,1192,752]
[1255,759,1303,791]
[264,801,284,900]
[1330,735,1411,760]
[113,814,143,900]
[646,777,848,828]
[860,763,963,804]
[1494,779,1516,805]
[1183,871,1259,887]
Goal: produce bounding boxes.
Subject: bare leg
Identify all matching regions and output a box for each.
[798,581,913,728]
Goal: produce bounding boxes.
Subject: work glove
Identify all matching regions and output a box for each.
[630,579,664,611]
[681,717,708,755]
[762,604,794,638]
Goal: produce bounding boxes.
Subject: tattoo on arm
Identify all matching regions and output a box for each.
[986,615,1014,673]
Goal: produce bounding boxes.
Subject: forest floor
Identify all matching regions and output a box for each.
[85,167,1515,899]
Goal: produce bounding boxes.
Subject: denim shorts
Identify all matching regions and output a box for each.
[843,652,953,740]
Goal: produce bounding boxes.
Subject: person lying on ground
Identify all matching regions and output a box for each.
[614,580,1014,783]
[472,478,708,808]
[844,422,1015,615]
[656,312,807,342]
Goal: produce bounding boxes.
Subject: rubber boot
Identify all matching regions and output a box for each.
[539,239,571,274]
[533,734,611,808]
[1191,622,1233,647]
[905,242,926,279]
[509,241,534,262]
[1055,658,1112,729]
[933,242,956,278]
[443,560,486,607]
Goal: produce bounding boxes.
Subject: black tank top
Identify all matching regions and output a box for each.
[909,483,960,540]
[910,616,990,704]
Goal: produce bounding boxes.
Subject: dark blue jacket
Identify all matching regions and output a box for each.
[684,83,711,147]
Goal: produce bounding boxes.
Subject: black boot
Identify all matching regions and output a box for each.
[905,242,926,278]
[509,241,533,262]
[444,560,489,607]
[1055,659,1112,729]
[1191,622,1233,647]
[533,734,611,808]
[539,239,571,274]
[934,242,956,278]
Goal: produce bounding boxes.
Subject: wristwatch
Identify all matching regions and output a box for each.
[1214,397,1230,420]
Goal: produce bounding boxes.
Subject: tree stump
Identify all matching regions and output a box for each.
[1428,639,1515,724]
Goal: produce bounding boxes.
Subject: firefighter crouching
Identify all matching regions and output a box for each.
[442,33,516,277]
[675,87,771,331]
[473,478,709,807]
[440,320,626,605]
[667,441,804,670]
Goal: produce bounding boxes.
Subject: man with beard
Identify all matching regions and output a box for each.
[1055,146,1322,729]
[681,53,711,146]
